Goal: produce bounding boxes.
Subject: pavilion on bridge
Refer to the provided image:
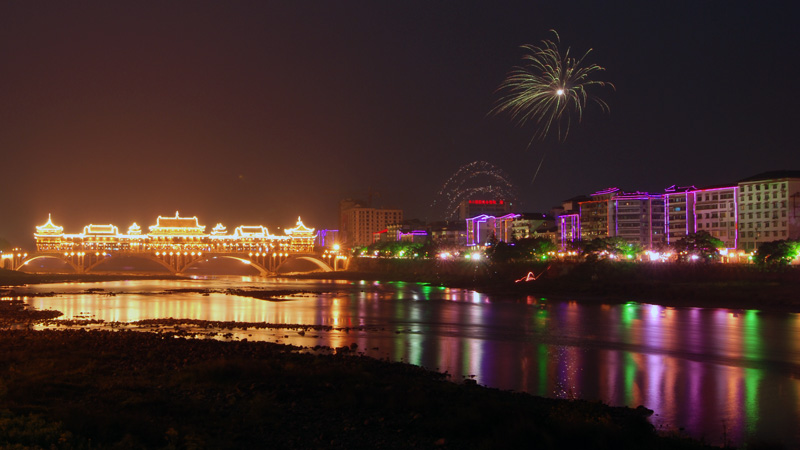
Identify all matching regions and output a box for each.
[33,213,317,254]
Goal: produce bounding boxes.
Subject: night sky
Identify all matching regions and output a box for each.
[1,1,797,246]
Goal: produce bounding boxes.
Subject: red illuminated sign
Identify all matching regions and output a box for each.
[468,200,504,205]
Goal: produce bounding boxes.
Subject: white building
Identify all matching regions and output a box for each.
[737,171,800,251]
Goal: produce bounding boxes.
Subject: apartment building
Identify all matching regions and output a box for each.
[737,171,800,251]
[693,185,738,248]
[614,193,665,248]
[577,188,665,249]
[339,199,403,248]
[664,185,696,244]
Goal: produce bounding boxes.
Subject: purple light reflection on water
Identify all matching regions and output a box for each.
[15,278,800,447]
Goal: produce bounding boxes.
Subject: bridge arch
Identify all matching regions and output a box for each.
[275,255,332,273]
[85,254,177,274]
[18,255,81,273]
[180,256,271,276]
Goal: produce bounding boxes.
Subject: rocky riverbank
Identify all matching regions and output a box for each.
[0,325,718,450]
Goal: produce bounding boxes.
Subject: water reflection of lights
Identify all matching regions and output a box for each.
[17,278,800,447]
[408,330,423,366]
[331,298,340,326]
[470,291,483,304]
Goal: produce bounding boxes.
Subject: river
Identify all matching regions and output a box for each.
[12,276,800,448]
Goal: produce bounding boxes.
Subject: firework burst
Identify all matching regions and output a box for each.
[433,161,518,220]
[491,30,614,143]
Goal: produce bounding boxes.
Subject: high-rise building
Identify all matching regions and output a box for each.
[339,199,403,248]
[737,171,800,251]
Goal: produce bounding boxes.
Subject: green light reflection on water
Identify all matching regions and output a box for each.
[624,352,636,406]
[742,309,764,435]
[743,367,763,436]
[621,302,637,327]
[419,284,432,300]
[408,330,422,367]
[619,303,637,406]
[532,301,549,396]
[538,343,548,396]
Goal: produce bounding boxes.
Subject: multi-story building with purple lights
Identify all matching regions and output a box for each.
[557,171,800,252]
[558,214,580,250]
[614,192,665,248]
[693,185,738,249]
[555,196,586,249]
[465,213,520,246]
[664,185,696,244]
[578,187,618,241]
[737,171,800,251]
[574,188,665,249]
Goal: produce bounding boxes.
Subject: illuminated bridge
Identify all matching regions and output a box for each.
[2,213,347,275]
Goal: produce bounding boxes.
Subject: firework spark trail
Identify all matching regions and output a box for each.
[432,161,518,220]
[491,30,614,144]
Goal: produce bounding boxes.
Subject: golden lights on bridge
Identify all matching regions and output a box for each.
[32,213,318,254]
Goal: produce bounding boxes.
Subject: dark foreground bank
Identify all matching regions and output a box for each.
[0,329,717,450]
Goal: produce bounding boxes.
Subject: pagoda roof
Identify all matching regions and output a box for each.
[35,214,64,235]
[284,217,315,236]
[211,223,228,235]
[128,223,142,235]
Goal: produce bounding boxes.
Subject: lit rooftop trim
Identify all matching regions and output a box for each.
[234,225,270,238]
[664,185,697,193]
[149,211,206,234]
[35,214,64,236]
[284,217,315,236]
[592,187,621,195]
[83,224,119,235]
[211,223,227,235]
[33,214,307,246]
[128,222,142,235]
[401,230,428,236]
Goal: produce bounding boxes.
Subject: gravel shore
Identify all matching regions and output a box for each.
[0,300,716,450]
